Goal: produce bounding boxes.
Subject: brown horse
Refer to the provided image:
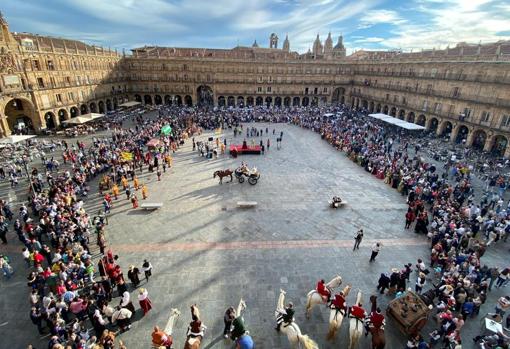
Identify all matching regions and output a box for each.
[368,295,386,349]
[213,169,233,184]
[184,305,205,349]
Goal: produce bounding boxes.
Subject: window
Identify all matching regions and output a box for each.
[481,111,491,123]
[305,87,309,95]
[47,60,54,70]
[65,77,71,85]
[452,87,461,98]
[267,86,271,93]
[33,60,40,70]
[68,92,74,101]
[434,103,442,114]
[323,87,328,93]
[385,94,390,101]
[422,100,428,111]
[463,107,472,118]
[56,94,63,103]
[501,115,510,128]
[426,84,433,94]
[257,86,262,93]
[37,77,45,88]
[401,96,407,105]
[50,77,56,88]
[314,87,318,94]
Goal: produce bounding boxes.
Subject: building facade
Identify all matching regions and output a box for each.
[1,12,510,156]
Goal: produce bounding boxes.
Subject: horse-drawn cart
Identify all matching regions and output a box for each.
[387,291,430,336]
[235,167,260,185]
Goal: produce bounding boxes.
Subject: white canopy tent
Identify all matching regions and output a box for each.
[62,113,104,125]
[368,113,426,131]
[0,135,37,145]
[118,101,141,108]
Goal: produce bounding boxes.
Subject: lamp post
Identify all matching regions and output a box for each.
[22,155,36,198]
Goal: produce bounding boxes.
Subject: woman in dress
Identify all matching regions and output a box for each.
[138,288,153,316]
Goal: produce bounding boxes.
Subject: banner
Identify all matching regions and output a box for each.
[121,152,134,161]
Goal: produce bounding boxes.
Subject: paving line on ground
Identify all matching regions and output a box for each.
[109,238,429,253]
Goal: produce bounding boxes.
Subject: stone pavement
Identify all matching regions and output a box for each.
[0,122,508,349]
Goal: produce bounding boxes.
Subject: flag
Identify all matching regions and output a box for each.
[161,125,172,136]
[121,152,133,161]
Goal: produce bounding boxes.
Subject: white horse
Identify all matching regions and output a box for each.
[305,275,343,318]
[276,289,318,349]
[348,290,364,349]
[327,285,351,341]
[152,308,181,348]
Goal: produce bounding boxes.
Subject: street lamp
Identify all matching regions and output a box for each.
[22,155,36,198]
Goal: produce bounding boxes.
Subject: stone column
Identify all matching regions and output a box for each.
[465,129,476,147]
[449,123,459,143]
[484,135,495,152]
[0,114,11,137]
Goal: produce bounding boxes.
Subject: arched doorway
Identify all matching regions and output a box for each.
[175,95,182,106]
[440,121,453,136]
[106,100,112,111]
[302,97,309,107]
[80,104,88,115]
[227,96,235,107]
[197,85,213,107]
[58,109,68,123]
[154,95,163,105]
[98,101,105,113]
[246,97,254,106]
[89,102,97,113]
[397,110,405,120]
[44,112,56,129]
[492,135,508,156]
[265,96,273,107]
[455,125,469,144]
[275,97,282,107]
[311,96,318,107]
[383,105,389,114]
[376,104,382,113]
[256,97,263,106]
[144,95,153,105]
[184,95,192,106]
[293,97,300,106]
[135,95,142,103]
[70,107,79,118]
[408,112,415,123]
[369,101,375,113]
[284,97,291,107]
[471,129,487,149]
[237,96,244,107]
[164,95,172,105]
[3,98,37,135]
[218,96,226,107]
[113,97,118,109]
[362,100,368,110]
[417,114,426,126]
[331,87,345,104]
[429,118,439,132]
[389,107,397,117]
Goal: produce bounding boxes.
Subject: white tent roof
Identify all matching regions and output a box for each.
[63,113,104,125]
[368,113,426,130]
[0,135,36,144]
[118,101,141,108]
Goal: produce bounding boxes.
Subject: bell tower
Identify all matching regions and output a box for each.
[269,33,278,49]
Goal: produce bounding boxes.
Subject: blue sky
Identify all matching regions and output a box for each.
[2,0,510,54]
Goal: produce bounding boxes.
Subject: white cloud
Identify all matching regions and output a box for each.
[379,0,510,51]
[354,37,385,43]
[358,9,406,29]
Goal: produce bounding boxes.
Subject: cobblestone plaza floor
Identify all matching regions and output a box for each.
[0,121,508,348]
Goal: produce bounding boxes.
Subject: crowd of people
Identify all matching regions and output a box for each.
[0,105,197,349]
[289,104,510,348]
[1,103,510,348]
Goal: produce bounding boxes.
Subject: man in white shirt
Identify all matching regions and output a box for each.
[369,242,382,262]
